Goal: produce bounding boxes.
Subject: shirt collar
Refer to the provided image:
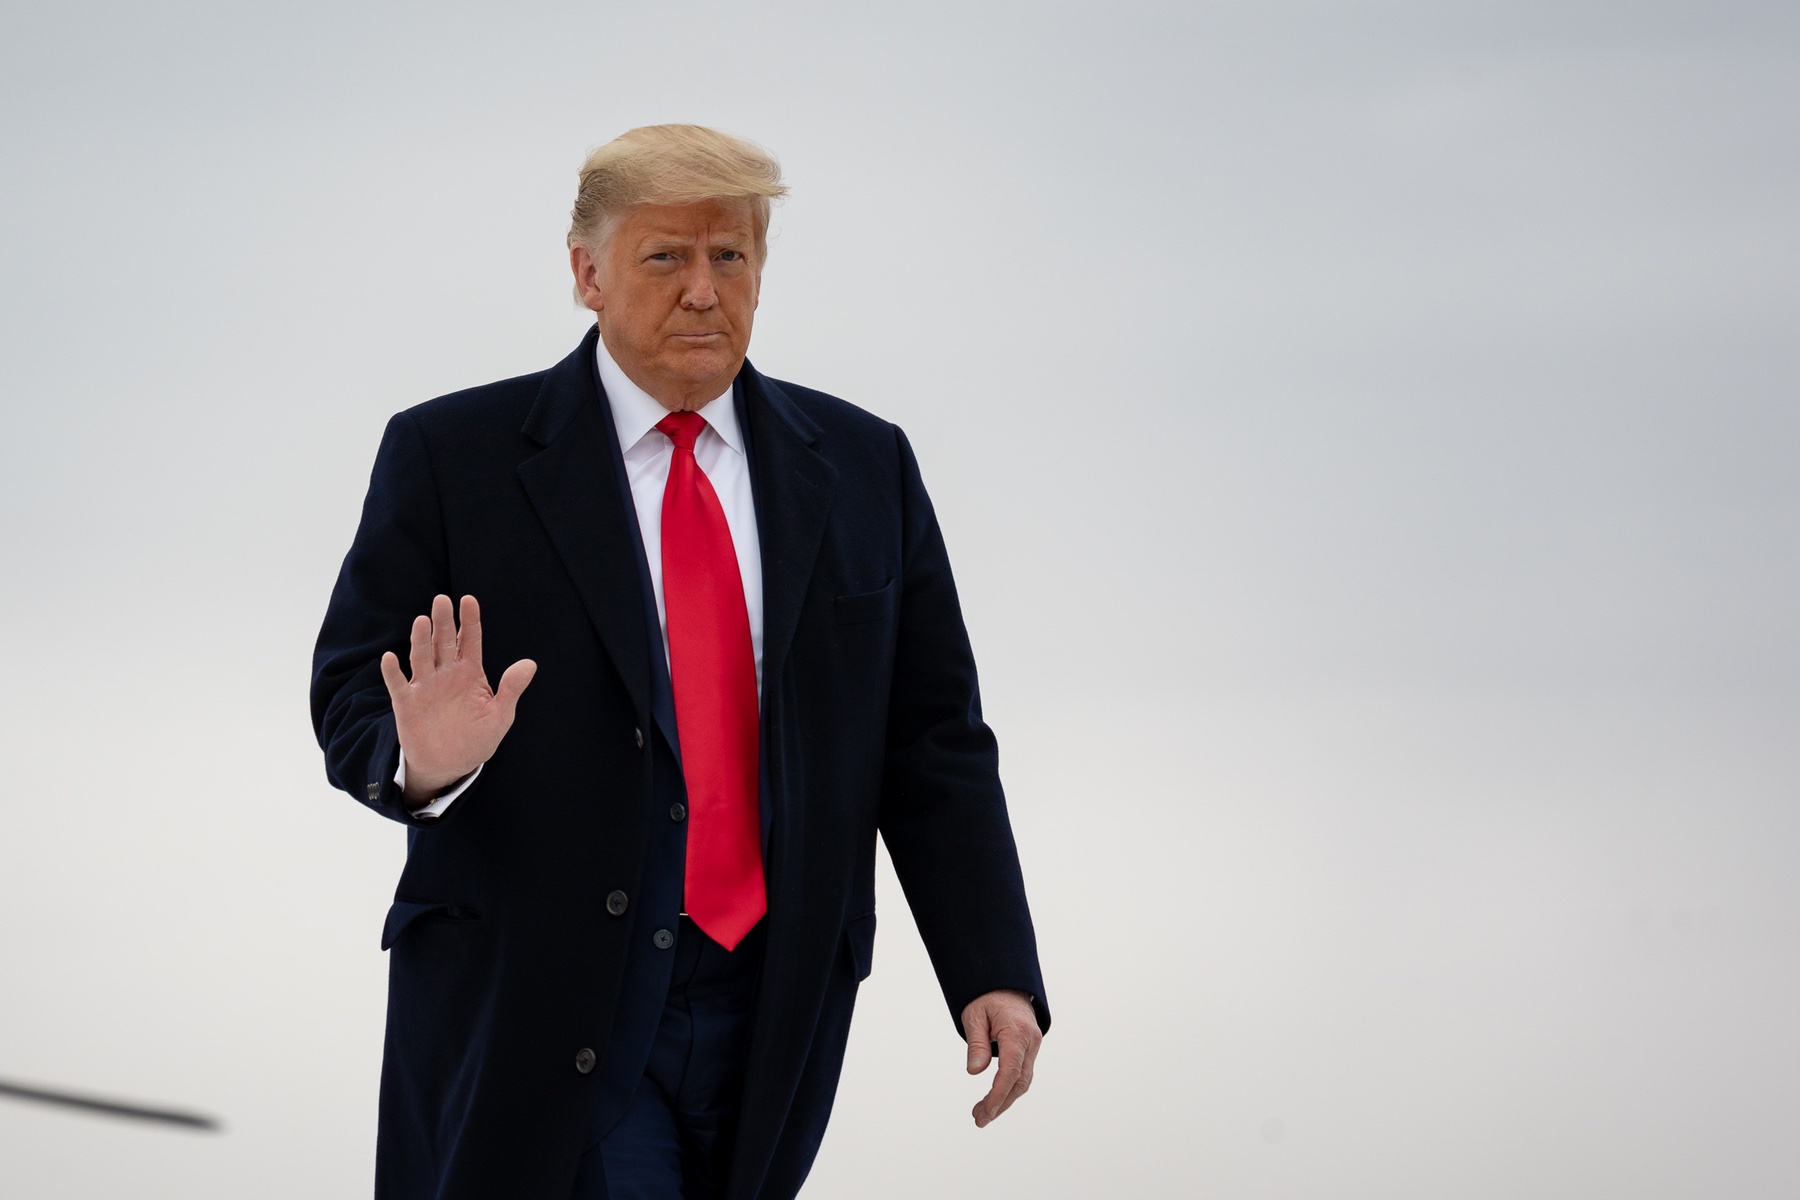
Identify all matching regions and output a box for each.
[595,331,743,456]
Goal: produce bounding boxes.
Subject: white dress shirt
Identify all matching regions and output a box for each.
[403,333,764,818]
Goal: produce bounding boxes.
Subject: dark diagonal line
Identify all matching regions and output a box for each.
[0,1077,221,1131]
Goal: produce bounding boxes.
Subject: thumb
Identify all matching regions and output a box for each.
[494,658,539,720]
[380,651,409,701]
[964,1005,993,1075]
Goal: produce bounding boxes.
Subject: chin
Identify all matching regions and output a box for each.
[662,349,739,384]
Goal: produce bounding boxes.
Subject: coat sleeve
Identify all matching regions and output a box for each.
[310,411,470,826]
[877,426,1050,1036]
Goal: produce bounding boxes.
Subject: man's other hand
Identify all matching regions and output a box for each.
[379,594,538,804]
[961,989,1042,1128]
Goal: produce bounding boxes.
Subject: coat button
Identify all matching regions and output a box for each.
[634,726,645,750]
[669,802,686,822]
[575,1047,596,1074]
[606,890,629,916]
[653,928,674,949]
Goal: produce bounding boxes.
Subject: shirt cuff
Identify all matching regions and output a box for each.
[395,752,483,820]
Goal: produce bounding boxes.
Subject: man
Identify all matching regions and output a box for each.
[312,124,1048,1200]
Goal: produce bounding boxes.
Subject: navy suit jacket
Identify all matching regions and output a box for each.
[311,327,1049,1199]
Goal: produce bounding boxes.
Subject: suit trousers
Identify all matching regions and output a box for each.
[571,917,766,1200]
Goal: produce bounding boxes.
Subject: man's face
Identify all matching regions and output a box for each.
[571,198,762,412]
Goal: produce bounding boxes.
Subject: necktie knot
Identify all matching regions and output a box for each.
[656,411,705,452]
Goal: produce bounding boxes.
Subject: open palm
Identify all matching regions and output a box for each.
[379,594,537,802]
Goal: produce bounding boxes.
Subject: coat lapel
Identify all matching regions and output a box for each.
[741,363,837,703]
[516,328,653,723]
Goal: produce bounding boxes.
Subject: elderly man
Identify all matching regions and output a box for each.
[312,125,1048,1200]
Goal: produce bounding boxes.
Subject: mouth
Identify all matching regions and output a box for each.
[672,331,727,341]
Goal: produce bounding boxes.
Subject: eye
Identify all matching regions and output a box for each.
[716,249,743,261]
[647,252,676,262]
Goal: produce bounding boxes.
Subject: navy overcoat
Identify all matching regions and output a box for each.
[311,328,1049,1199]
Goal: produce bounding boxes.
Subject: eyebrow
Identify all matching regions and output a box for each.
[638,231,751,253]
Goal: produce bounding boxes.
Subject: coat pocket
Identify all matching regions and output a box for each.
[845,912,877,982]
[834,581,896,626]
[381,898,482,951]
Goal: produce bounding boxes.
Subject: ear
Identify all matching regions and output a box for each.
[570,243,604,313]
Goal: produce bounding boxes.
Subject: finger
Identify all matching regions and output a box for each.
[494,659,538,723]
[430,594,456,669]
[379,651,409,700]
[458,595,482,665]
[976,1077,1033,1127]
[1018,1027,1043,1083]
[978,1029,1026,1126]
[1002,1029,1040,1115]
[964,1006,993,1075]
[408,614,432,680]
[972,1021,1029,1129]
[993,1068,1034,1121]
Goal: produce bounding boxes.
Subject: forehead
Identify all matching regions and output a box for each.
[615,198,757,244]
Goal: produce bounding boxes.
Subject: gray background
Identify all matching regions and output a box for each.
[2,1,1796,1195]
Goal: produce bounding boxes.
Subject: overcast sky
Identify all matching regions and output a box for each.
[2,1,1797,1196]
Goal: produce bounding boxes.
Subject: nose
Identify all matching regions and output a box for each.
[679,259,718,311]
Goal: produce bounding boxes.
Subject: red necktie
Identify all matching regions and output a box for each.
[656,412,765,950]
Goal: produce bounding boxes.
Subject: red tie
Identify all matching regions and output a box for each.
[656,412,765,950]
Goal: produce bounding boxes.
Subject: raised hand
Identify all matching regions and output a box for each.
[379,594,538,804]
[962,989,1043,1128]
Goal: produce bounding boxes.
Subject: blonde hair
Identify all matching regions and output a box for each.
[568,124,787,262]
